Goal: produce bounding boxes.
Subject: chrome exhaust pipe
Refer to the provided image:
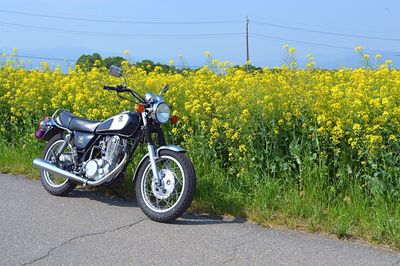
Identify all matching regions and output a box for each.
[32,154,128,186]
[33,158,88,184]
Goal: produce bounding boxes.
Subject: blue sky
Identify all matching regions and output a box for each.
[0,0,399,69]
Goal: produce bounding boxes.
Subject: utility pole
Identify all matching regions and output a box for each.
[245,15,250,73]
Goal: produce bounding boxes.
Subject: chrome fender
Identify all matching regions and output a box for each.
[132,145,185,181]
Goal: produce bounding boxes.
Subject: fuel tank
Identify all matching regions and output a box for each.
[96,111,141,137]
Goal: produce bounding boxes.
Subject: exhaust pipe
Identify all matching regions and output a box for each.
[33,158,88,184]
[33,154,128,186]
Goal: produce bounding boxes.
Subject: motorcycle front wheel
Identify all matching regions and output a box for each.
[134,149,196,222]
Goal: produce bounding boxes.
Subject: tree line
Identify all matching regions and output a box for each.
[76,53,178,73]
[76,53,263,73]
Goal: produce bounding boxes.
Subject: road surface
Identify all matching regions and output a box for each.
[0,174,399,265]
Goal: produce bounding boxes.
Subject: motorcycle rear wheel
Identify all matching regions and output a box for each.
[40,134,77,196]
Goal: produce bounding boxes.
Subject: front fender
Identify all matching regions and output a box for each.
[132,145,186,181]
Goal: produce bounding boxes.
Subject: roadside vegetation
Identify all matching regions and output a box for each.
[0,47,399,249]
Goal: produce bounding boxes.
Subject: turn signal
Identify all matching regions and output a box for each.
[170,115,179,124]
[136,103,145,113]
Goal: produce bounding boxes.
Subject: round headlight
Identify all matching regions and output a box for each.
[154,102,171,123]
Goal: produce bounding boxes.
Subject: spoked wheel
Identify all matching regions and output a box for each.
[40,134,77,196]
[135,149,196,222]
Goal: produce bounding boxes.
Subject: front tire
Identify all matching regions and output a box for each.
[135,150,196,222]
[40,133,77,196]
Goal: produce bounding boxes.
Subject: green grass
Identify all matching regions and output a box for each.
[1,139,399,250]
[0,141,41,178]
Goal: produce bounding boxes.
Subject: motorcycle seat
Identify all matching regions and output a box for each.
[57,111,101,133]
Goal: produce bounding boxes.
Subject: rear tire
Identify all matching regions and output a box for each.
[135,150,196,222]
[40,133,77,196]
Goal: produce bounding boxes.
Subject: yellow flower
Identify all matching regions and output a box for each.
[239,144,247,153]
[352,123,361,132]
[355,46,363,52]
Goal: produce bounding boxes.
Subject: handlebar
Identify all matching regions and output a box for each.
[103,85,116,90]
[103,84,145,103]
[103,85,131,93]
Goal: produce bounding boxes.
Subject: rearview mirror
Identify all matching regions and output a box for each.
[109,65,123,78]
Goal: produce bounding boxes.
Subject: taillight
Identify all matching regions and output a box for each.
[38,116,49,129]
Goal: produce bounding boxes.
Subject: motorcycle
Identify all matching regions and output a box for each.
[33,65,196,222]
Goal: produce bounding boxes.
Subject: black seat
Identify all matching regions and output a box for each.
[57,111,101,133]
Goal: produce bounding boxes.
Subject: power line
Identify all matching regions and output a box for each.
[0,21,243,39]
[251,15,398,36]
[17,54,76,62]
[252,20,400,42]
[0,9,242,25]
[250,33,400,55]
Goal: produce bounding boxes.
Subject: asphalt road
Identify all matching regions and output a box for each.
[0,174,399,265]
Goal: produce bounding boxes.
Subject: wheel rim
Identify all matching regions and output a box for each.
[141,155,185,213]
[43,140,72,188]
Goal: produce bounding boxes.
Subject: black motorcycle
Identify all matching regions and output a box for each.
[33,65,196,222]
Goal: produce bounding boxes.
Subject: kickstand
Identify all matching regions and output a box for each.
[108,187,127,202]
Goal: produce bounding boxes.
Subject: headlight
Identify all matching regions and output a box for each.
[153,102,171,123]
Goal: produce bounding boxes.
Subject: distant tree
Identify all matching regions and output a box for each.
[76,54,127,71]
[233,64,263,73]
[102,56,126,69]
[76,53,176,73]
[76,53,102,71]
[134,60,176,74]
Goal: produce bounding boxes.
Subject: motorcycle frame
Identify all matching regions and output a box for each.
[37,109,184,187]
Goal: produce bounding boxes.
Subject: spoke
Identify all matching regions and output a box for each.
[176,176,183,184]
[163,197,171,207]
[49,149,57,161]
[173,189,180,199]
[162,160,172,170]
[155,197,160,207]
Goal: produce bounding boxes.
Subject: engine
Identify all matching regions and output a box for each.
[84,136,126,180]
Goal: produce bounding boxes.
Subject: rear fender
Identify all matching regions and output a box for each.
[132,145,185,181]
[41,126,65,141]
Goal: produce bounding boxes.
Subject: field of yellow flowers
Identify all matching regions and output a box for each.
[0,54,399,248]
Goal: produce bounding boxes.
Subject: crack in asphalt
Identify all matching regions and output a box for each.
[221,243,245,265]
[191,233,250,265]
[190,245,208,266]
[22,218,147,266]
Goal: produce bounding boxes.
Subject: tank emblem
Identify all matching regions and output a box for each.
[78,136,84,143]
[109,114,129,130]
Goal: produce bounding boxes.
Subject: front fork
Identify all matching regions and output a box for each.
[141,112,163,186]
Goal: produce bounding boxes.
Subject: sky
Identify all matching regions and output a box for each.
[0,0,399,69]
